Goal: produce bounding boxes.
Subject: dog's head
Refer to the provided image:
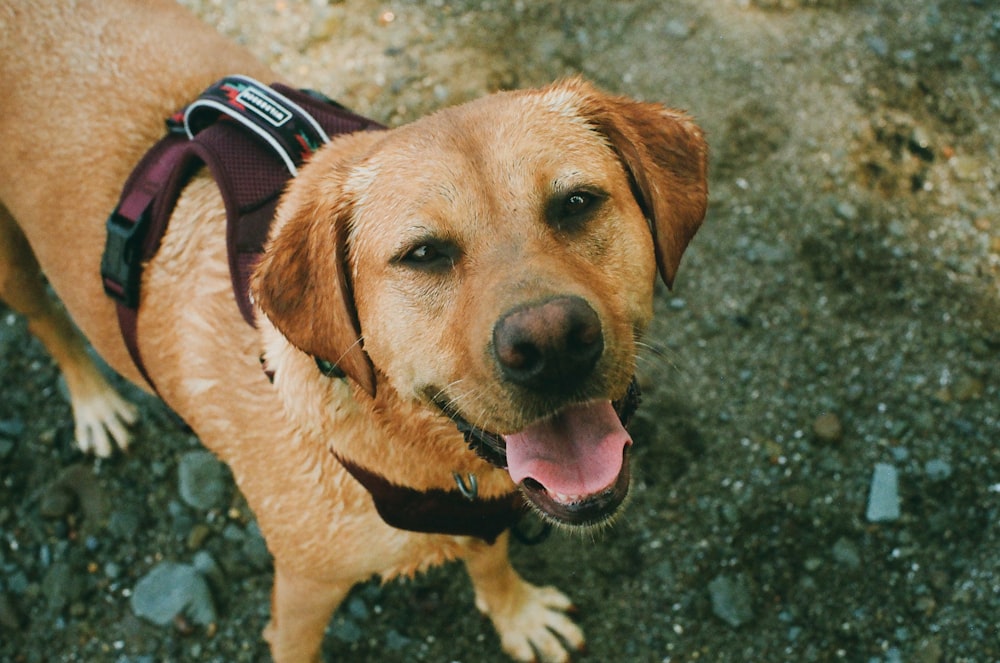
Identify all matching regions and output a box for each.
[253,78,707,527]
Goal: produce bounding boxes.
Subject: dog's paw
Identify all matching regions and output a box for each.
[70,383,139,457]
[477,582,584,663]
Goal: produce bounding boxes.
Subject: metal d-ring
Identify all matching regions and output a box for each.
[452,472,479,501]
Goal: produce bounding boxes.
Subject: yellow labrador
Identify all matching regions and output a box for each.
[0,1,707,661]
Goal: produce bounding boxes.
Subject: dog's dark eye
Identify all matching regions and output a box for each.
[398,239,458,271]
[407,245,440,262]
[564,191,596,215]
[549,188,606,231]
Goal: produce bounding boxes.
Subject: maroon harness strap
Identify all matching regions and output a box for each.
[102,133,191,388]
[334,452,525,544]
[101,78,523,542]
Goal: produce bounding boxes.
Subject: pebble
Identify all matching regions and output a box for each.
[241,522,272,570]
[866,463,901,523]
[866,35,889,57]
[812,413,843,444]
[107,507,144,538]
[950,375,983,401]
[831,537,862,569]
[192,551,226,591]
[912,637,944,663]
[186,524,213,550]
[0,418,25,439]
[39,486,76,519]
[178,451,229,510]
[329,616,363,643]
[924,459,953,481]
[833,200,858,221]
[664,19,691,39]
[131,562,217,627]
[385,628,414,651]
[0,593,24,630]
[41,562,85,612]
[950,156,982,181]
[708,574,754,628]
[38,464,110,531]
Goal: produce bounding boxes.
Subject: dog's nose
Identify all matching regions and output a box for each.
[493,296,604,391]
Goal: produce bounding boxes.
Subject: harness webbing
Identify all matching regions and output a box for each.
[101,77,383,386]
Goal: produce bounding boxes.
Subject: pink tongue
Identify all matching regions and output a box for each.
[503,401,631,499]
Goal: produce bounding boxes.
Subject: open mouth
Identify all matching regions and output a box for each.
[437,379,640,527]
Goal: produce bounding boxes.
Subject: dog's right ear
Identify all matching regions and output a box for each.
[251,153,377,397]
[564,78,709,289]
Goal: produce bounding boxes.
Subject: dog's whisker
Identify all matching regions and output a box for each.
[635,339,690,377]
[635,339,669,360]
[328,335,367,374]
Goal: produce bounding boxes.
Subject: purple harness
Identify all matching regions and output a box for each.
[101,77,383,381]
[101,77,523,543]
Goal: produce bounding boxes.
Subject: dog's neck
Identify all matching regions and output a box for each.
[260,327,523,540]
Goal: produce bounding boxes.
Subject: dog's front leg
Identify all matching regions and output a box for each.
[464,532,585,663]
[264,564,353,663]
[0,204,136,456]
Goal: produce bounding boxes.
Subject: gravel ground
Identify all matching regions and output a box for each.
[2,1,998,661]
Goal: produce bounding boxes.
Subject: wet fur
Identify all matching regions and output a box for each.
[0,1,706,661]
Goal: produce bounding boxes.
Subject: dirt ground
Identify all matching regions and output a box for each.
[1,1,998,661]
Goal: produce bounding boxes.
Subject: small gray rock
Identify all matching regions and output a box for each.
[833,201,858,221]
[831,537,862,569]
[925,459,953,481]
[41,562,85,612]
[192,551,226,591]
[108,507,143,538]
[385,628,413,651]
[178,451,228,510]
[241,522,272,571]
[39,486,76,519]
[866,35,889,58]
[39,464,110,531]
[664,19,691,39]
[708,574,754,628]
[329,616,363,643]
[131,562,217,626]
[0,418,25,439]
[866,463,901,522]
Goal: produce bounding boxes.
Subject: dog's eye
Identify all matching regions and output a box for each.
[398,240,457,271]
[550,188,606,231]
[408,245,439,262]
[564,191,596,215]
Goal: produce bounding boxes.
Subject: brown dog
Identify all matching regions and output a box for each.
[0,1,707,661]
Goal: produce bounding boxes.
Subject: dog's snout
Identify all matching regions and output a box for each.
[492,296,604,391]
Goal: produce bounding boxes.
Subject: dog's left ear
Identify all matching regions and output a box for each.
[571,80,709,288]
[251,147,377,397]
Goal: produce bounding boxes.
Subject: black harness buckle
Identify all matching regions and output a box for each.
[101,206,150,309]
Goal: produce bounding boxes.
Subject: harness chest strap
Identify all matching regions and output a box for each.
[101,77,523,542]
[334,452,525,544]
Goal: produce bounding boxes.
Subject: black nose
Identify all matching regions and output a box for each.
[492,296,604,392]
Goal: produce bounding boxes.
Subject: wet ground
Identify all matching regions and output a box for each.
[1,1,998,661]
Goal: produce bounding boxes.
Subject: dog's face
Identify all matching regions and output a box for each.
[254,79,707,526]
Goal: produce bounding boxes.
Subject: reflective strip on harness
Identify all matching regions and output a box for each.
[182,76,331,176]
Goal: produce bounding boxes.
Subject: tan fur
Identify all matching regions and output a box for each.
[0,2,707,662]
